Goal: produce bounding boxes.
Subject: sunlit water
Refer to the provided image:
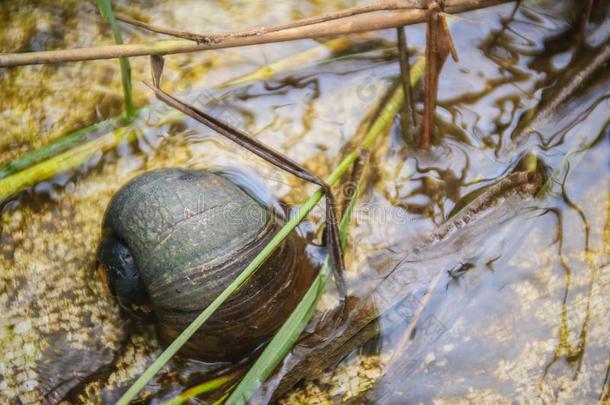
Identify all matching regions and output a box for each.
[0,0,608,403]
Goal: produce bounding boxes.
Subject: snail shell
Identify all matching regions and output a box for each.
[97,168,315,361]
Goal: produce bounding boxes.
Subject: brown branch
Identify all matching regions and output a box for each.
[420,0,458,149]
[116,1,428,43]
[421,2,441,149]
[0,0,511,68]
[397,26,417,140]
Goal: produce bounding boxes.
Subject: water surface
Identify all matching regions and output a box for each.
[0,0,608,403]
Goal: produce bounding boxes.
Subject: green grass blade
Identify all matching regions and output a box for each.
[0,115,125,180]
[161,373,238,405]
[96,0,135,118]
[225,158,367,405]
[227,265,331,405]
[118,55,426,405]
[0,126,138,201]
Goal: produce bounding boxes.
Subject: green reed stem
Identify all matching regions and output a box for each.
[162,373,238,405]
[0,126,138,201]
[96,0,135,118]
[224,153,368,405]
[0,115,126,180]
[119,56,426,405]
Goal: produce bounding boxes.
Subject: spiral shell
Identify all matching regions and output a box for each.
[98,168,315,360]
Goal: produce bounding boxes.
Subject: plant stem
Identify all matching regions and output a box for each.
[0,127,138,201]
[397,26,417,144]
[0,0,510,67]
[162,372,239,405]
[0,115,124,180]
[223,152,370,405]
[421,1,459,149]
[96,0,136,118]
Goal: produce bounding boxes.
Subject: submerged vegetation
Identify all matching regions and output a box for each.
[0,0,608,404]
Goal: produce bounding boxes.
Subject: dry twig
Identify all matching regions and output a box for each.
[116,1,429,43]
[0,0,509,67]
[397,26,417,141]
[420,0,459,149]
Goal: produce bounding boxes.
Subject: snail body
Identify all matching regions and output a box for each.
[97,168,315,361]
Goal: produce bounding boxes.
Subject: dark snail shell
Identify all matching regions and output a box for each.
[97,168,315,361]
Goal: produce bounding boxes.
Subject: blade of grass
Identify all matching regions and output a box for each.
[173,267,331,405]
[96,0,136,118]
[224,155,368,405]
[0,115,126,180]
[0,126,138,201]
[161,372,239,405]
[118,56,425,405]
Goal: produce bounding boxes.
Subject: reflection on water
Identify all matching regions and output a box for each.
[0,0,608,403]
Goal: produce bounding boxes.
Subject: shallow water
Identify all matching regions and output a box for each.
[0,0,608,403]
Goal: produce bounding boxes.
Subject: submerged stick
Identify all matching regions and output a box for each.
[0,115,125,180]
[0,127,138,202]
[386,267,445,364]
[0,0,510,67]
[512,39,610,142]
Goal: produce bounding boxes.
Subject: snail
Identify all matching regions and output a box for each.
[97,168,316,361]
